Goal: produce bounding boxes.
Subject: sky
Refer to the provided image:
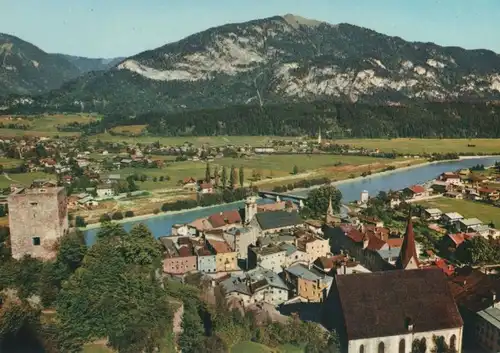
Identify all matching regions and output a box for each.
[1,0,499,58]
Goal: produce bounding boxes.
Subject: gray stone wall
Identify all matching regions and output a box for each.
[8,187,69,260]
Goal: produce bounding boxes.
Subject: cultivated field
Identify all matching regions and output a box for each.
[0,171,53,189]
[337,138,500,154]
[417,197,500,227]
[0,157,22,168]
[111,155,415,190]
[0,113,100,138]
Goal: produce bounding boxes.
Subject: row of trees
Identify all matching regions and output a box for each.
[205,163,245,188]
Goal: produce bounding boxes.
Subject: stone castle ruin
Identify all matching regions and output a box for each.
[8,182,68,260]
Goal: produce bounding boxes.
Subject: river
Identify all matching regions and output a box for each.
[83,156,499,244]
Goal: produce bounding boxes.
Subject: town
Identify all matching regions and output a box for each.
[4,155,500,353]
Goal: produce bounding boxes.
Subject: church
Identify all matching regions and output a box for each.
[323,214,464,353]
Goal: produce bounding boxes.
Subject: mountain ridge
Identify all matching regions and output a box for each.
[4,14,500,113]
[0,32,122,97]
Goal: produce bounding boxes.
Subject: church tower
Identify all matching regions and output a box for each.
[325,196,335,224]
[317,127,322,145]
[244,196,258,224]
[396,211,420,270]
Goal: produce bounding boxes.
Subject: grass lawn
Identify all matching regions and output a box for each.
[82,344,115,353]
[417,197,500,227]
[89,134,294,147]
[0,157,22,168]
[0,172,53,188]
[231,341,276,353]
[230,341,304,353]
[337,138,500,154]
[0,128,79,138]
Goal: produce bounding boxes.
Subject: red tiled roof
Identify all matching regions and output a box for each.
[448,233,475,247]
[223,210,242,224]
[408,185,426,194]
[335,269,463,340]
[478,187,496,194]
[207,239,232,254]
[315,256,336,271]
[366,235,387,251]
[183,177,196,184]
[449,267,500,313]
[442,173,460,179]
[386,237,403,248]
[208,210,242,228]
[178,245,194,257]
[396,214,420,269]
[434,259,455,276]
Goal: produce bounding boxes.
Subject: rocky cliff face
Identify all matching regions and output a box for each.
[5,14,500,112]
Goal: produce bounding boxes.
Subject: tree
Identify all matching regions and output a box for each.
[74,216,86,227]
[179,306,205,353]
[56,223,172,353]
[412,338,427,353]
[99,214,111,223]
[304,185,342,219]
[431,335,456,353]
[124,210,134,218]
[205,163,211,183]
[213,166,220,187]
[229,165,237,189]
[239,166,245,188]
[221,166,227,188]
[153,176,158,182]
[292,165,299,175]
[112,211,124,220]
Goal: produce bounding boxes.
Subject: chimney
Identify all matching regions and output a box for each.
[406,317,414,332]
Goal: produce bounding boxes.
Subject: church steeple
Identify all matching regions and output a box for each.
[396,211,420,270]
[325,196,335,224]
[317,127,322,145]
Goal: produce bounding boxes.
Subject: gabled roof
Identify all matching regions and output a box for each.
[335,269,463,340]
[254,211,303,231]
[407,185,426,194]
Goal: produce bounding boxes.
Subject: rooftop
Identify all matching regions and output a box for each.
[207,239,233,254]
[251,245,285,256]
[335,269,463,340]
[444,212,463,220]
[478,307,500,329]
[286,263,332,284]
[254,211,303,231]
[425,208,442,214]
[459,218,483,226]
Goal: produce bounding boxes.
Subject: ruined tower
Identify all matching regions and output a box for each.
[8,185,69,260]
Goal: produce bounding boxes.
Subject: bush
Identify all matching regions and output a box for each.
[125,210,135,218]
[112,212,124,220]
[99,214,111,223]
[153,208,160,214]
[75,216,87,227]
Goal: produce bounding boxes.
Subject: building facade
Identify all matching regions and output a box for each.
[248,245,286,273]
[223,226,258,260]
[8,186,69,260]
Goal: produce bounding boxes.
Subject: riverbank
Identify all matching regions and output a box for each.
[80,199,249,230]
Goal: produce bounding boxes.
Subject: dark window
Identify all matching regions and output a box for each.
[450,334,456,349]
[32,237,41,246]
[378,342,385,353]
[30,202,38,206]
[359,345,364,353]
[399,339,405,353]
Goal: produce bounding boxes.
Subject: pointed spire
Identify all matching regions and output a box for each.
[327,196,334,216]
[396,210,420,270]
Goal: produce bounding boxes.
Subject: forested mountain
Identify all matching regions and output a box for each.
[7,14,500,114]
[0,33,82,96]
[0,33,121,96]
